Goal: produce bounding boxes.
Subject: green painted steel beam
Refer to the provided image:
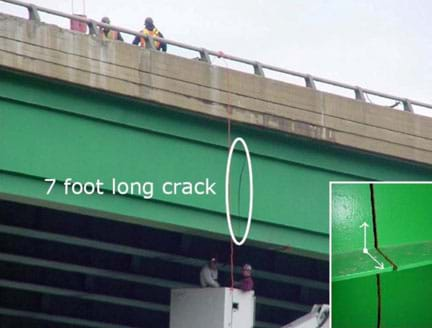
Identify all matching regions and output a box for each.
[0,252,195,288]
[0,67,334,256]
[332,184,392,281]
[2,68,432,183]
[0,307,135,328]
[0,171,328,258]
[0,252,307,313]
[0,277,309,317]
[380,265,432,328]
[332,249,392,282]
[0,224,327,291]
[0,278,169,312]
[0,69,333,237]
[332,183,432,328]
[0,257,294,328]
[332,275,378,328]
[332,183,432,280]
[2,69,432,260]
[378,241,432,272]
[374,184,432,272]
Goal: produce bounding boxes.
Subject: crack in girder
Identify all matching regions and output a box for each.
[369,184,398,272]
[332,184,393,282]
[332,183,432,328]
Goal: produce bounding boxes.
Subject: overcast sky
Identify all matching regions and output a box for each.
[1,0,431,114]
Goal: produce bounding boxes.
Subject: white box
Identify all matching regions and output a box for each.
[169,288,255,328]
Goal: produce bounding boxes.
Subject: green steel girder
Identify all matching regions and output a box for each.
[0,223,325,293]
[374,184,432,271]
[332,184,393,281]
[380,265,432,327]
[0,307,136,328]
[332,275,378,328]
[0,172,327,257]
[0,251,296,325]
[2,69,432,259]
[332,183,432,328]
[332,184,432,279]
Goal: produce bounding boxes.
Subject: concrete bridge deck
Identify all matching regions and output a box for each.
[1,13,432,165]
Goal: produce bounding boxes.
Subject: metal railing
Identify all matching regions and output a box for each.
[1,0,431,114]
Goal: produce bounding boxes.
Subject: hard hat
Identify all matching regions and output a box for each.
[243,264,252,271]
[145,17,154,25]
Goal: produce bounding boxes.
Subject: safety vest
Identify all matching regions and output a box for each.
[99,30,119,41]
[139,28,161,50]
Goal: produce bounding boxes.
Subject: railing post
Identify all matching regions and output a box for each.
[2,0,430,113]
[87,20,98,36]
[354,87,366,102]
[403,99,414,113]
[146,35,156,50]
[28,5,40,22]
[253,62,265,77]
[199,48,211,63]
[305,75,316,89]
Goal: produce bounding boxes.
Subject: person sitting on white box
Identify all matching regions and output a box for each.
[200,257,220,287]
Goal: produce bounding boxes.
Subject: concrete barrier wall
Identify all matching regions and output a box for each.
[1,13,432,165]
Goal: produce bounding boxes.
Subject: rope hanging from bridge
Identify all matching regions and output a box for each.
[219,51,235,292]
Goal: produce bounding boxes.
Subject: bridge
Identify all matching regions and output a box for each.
[1,2,432,327]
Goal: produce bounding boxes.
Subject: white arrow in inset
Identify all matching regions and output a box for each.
[364,249,385,270]
[359,222,384,270]
[359,222,369,254]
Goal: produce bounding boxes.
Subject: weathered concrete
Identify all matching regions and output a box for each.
[1,13,432,164]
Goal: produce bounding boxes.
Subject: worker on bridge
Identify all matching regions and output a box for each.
[234,263,254,291]
[200,257,220,287]
[99,17,124,41]
[133,17,167,52]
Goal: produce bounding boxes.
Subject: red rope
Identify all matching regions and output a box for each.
[230,240,235,289]
[221,52,235,290]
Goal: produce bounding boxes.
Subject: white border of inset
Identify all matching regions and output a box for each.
[329,180,432,327]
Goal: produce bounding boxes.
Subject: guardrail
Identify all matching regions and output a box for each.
[1,0,431,114]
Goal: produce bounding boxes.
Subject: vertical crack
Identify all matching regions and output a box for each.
[376,274,382,328]
[370,184,382,328]
[370,184,400,328]
[369,184,398,270]
[370,184,379,249]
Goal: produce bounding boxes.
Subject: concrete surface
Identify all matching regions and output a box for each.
[1,13,432,165]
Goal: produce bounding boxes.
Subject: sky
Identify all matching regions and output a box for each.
[1,0,431,115]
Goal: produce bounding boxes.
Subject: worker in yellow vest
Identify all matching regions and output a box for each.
[132,17,167,52]
[99,17,124,41]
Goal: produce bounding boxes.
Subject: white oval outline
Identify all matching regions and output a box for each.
[225,137,253,246]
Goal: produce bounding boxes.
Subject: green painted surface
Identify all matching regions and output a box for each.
[332,184,432,327]
[2,69,432,257]
[0,172,327,256]
[375,184,432,271]
[332,275,377,328]
[332,184,391,280]
[332,184,374,254]
[332,249,392,282]
[380,241,432,271]
[381,265,432,328]
[374,184,432,246]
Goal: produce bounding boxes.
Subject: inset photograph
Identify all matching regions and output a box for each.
[331,182,432,328]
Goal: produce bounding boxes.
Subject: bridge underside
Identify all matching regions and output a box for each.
[0,199,328,328]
